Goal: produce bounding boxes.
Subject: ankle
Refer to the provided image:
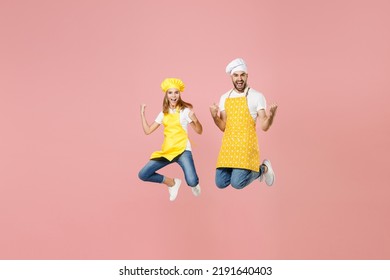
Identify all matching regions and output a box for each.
[261,164,268,174]
[164,177,175,187]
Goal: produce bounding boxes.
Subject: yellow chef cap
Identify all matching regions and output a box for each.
[161,78,185,93]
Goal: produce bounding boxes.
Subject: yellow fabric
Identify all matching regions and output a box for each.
[150,110,188,161]
[216,95,260,171]
[161,78,185,93]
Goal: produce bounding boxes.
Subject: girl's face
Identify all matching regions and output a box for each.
[166,88,180,108]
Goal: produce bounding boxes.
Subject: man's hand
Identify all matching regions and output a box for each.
[209,103,219,118]
[269,103,278,118]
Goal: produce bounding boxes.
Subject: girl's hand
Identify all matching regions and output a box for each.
[189,110,203,134]
[140,104,146,115]
[189,110,198,122]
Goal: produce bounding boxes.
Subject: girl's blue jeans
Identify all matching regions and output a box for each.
[138,150,199,187]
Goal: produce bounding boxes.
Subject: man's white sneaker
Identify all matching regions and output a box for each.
[259,174,264,182]
[191,184,201,197]
[168,178,181,201]
[262,159,275,186]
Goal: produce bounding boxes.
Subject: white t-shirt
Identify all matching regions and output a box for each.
[155,107,193,151]
[219,88,267,121]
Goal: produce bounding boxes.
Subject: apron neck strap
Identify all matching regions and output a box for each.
[228,87,250,98]
[245,87,250,97]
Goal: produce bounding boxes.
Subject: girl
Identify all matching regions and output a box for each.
[138,78,203,201]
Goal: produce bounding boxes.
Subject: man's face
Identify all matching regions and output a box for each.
[231,71,248,92]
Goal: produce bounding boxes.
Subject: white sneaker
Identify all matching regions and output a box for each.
[262,159,275,186]
[259,173,264,182]
[191,184,201,197]
[168,178,181,201]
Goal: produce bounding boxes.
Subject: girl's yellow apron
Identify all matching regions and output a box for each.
[216,89,260,172]
[150,109,188,161]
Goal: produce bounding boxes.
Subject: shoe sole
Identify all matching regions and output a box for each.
[192,186,201,197]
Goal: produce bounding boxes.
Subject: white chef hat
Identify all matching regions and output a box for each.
[225,58,247,75]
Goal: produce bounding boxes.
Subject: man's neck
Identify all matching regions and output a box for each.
[233,87,249,94]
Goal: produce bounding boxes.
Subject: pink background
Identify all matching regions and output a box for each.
[1,0,389,259]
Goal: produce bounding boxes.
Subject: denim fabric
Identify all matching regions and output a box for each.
[215,165,264,189]
[138,151,199,187]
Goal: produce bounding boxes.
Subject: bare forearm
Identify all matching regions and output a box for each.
[192,119,203,134]
[189,111,203,134]
[259,104,278,131]
[212,115,226,132]
[141,113,154,135]
[140,104,159,135]
[261,116,273,131]
[141,116,150,134]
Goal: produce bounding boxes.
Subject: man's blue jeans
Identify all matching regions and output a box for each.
[138,151,199,187]
[215,166,264,189]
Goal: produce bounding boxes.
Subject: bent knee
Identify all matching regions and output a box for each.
[138,170,148,181]
[230,179,247,190]
[185,176,199,187]
[215,180,229,189]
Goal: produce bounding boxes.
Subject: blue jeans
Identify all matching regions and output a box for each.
[138,151,199,187]
[215,166,265,190]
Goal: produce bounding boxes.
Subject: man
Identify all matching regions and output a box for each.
[209,58,278,189]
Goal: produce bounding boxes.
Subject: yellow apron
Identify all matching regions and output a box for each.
[150,109,188,161]
[216,89,260,172]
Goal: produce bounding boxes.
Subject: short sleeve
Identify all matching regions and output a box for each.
[154,111,164,124]
[182,108,193,123]
[219,94,227,112]
[256,94,267,111]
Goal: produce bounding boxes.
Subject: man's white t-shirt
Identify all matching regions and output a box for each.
[219,88,267,121]
[155,107,193,151]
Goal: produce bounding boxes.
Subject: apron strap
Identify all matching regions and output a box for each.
[228,87,250,98]
[245,87,250,97]
[227,89,234,98]
[227,87,251,98]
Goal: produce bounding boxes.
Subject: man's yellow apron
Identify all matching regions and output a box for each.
[150,109,188,161]
[216,90,260,172]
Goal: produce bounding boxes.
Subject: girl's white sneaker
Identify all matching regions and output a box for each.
[191,184,201,197]
[168,179,182,201]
